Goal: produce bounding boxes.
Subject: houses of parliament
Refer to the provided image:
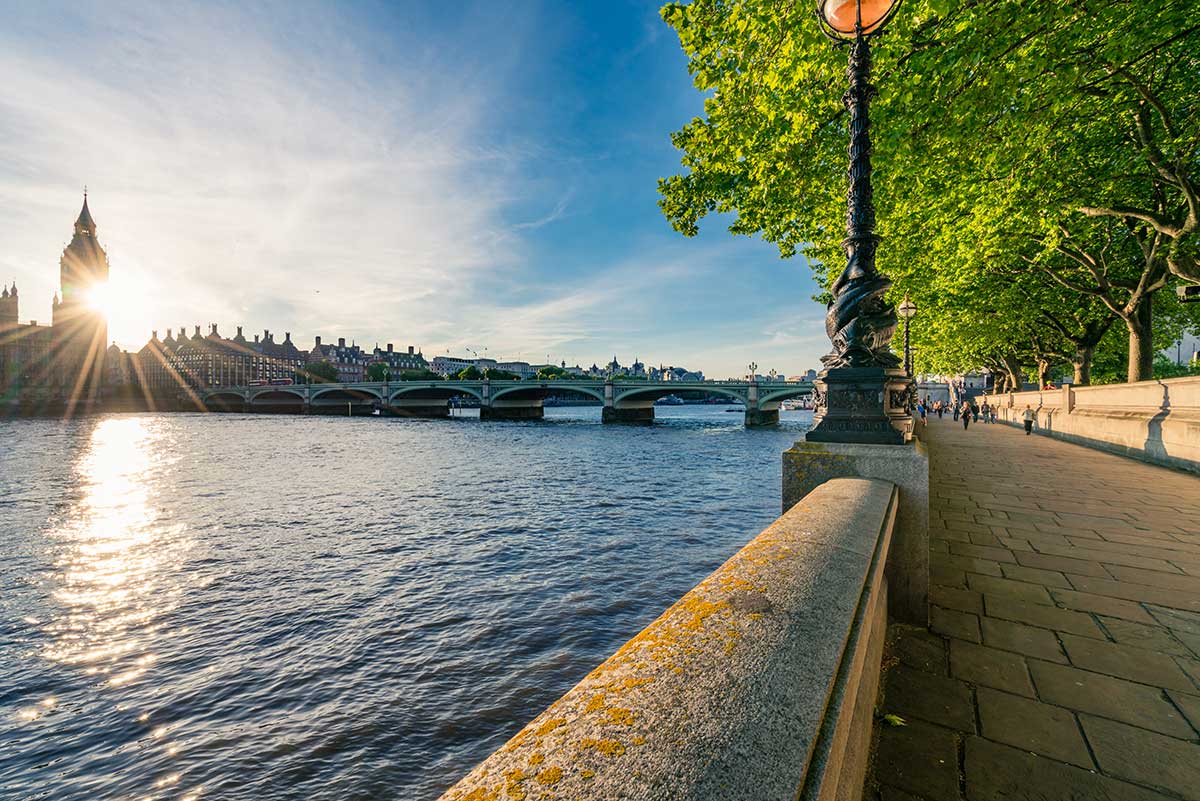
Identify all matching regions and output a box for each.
[1,194,428,413]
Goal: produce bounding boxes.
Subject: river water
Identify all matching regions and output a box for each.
[0,406,811,800]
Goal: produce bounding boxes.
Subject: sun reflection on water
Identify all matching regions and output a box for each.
[34,418,192,760]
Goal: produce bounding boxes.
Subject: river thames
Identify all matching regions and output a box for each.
[1,406,811,800]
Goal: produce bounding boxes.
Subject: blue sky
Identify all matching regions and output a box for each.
[0,0,828,378]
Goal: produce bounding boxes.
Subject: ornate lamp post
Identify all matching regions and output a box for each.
[807,0,913,445]
[897,295,916,376]
[748,361,758,382]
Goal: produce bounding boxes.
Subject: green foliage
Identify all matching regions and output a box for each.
[366,362,390,382]
[397,368,443,381]
[659,0,1200,382]
[302,361,339,383]
[536,365,575,380]
[454,365,483,380]
[483,368,522,381]
[1153,353,1200,380]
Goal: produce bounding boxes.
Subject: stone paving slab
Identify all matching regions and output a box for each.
[867,417,1200,801]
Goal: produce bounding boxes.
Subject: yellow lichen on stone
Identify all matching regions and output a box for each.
[604,706,636,726]
[528,753,544,766]
[535,718,566,736]
[535,767,563,786]
[631,735,646,746]
[503,768,528,801]
[580,738,626,756]
[461,787,500,801]
[678,597,728,632]
[584,692,606,713]
[580,769,595,779]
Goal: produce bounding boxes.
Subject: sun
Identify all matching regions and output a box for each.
[83,282,114,320]
[82,279,154,348]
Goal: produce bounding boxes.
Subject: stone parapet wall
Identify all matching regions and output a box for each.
[437,478,899,801]
[992,375,1200,474]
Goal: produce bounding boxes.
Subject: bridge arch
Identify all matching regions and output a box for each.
[491,383,605,403]
[248,389,305,403]
[388,383,485,403]
[613,384,749,406]
[204,391,248,411]
[759,386,814,406]
[311,387,383,402]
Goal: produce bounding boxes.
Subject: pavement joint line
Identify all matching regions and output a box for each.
[870,417,1200,801]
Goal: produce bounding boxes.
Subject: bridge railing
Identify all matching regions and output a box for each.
[436,477,898,801]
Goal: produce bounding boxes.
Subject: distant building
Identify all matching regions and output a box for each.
[310,336,368,382]
[371,343,428,377]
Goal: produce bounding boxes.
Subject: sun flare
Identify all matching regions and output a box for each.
[82,278,154,347]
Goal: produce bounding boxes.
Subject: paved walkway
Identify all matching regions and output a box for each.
[868,415,1200,801]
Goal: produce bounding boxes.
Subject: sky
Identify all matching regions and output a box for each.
[0,0,829,379]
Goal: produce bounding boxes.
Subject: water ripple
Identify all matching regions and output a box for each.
[0,406,810,800]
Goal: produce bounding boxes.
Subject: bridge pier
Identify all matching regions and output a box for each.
[480,404,544,421]
[602,406,654,425]
[386,405,451,418]
[744,407,779,427]
[385,398,451,418]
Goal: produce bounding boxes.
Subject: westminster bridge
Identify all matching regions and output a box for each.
[196,378,815,426]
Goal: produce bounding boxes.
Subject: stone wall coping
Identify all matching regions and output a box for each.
[436,477,899,801]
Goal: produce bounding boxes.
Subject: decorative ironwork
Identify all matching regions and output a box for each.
[820,32,900,370]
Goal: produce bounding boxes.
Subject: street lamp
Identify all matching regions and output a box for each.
[807,0,913,446]
[748,361,758,382]
[897,295,916,376]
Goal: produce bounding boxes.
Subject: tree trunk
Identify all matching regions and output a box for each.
[1072,344,1094,386]
[1000,353,1024,392]
[1125,298,1154,382]
[1036,358,1052,388]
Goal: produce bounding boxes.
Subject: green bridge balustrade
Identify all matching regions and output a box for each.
[194,379,815,427]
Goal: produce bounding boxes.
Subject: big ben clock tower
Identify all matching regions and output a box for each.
[52,191,109,398]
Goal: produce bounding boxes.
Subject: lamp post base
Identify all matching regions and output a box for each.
[806,367,913,445]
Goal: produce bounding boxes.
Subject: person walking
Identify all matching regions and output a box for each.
[953,401,960,422]
[961,399,972,430]
[981,399,992,423]
[917,401,928,426]
[1022,404,1036,435]
[936,400,945,419]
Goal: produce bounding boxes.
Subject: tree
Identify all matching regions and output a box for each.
[397,368,443,381]
[303,361,339,383]
[483,368,521,380]
[658,0,1200,382]
[536,365,573,380]
[366,362,390,382]
[454,365,483,380]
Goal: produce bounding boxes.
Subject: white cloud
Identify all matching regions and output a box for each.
[0,1,528,348]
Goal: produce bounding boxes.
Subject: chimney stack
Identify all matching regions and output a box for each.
[314,335,322,347]
[237,326,243,337]
[387,343,394,353]
[194,325,201,337]
[338,337,346,348]
[284,332,292,343]
[408,345,414,355]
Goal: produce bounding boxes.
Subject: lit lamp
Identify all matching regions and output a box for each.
[806,0,914,445]
[897,295,916,376]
